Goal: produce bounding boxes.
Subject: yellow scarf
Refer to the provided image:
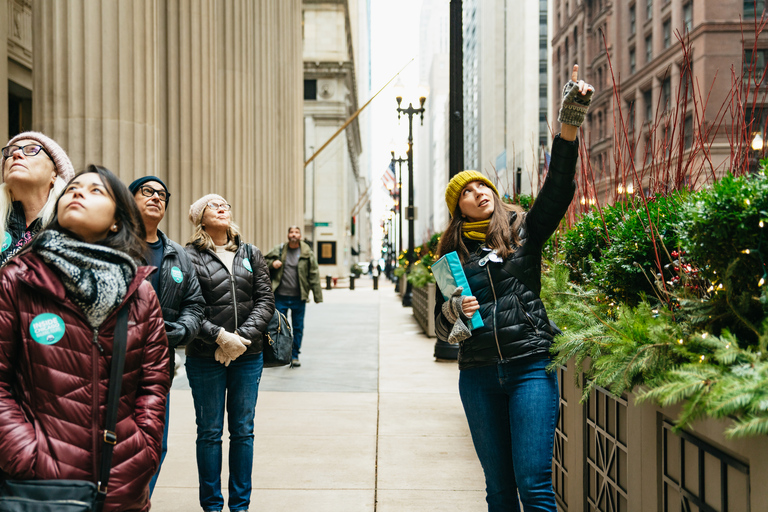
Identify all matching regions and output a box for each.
[462,220,490,241]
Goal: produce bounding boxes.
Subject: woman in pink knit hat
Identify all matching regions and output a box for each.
[184,194,275,512]
[0,131,75,266]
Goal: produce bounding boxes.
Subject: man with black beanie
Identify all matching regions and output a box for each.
[129,176,204,496]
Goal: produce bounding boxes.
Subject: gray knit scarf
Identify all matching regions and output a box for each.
[34,230,137,328]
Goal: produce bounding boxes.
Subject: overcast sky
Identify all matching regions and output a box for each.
[368,0,424,258]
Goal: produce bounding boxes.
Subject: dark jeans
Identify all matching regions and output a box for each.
[459,357,559,512]
[274,294,305,359]
[186,353,263,512]
[148,392,170,496]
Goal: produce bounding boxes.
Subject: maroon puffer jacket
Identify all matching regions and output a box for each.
[0,253,170,512]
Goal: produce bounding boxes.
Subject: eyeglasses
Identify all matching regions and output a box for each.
[138,185,170,202]
[2,144,52,159]
[207,202,231,211]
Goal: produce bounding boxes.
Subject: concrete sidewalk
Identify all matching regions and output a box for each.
[151,276,485,511]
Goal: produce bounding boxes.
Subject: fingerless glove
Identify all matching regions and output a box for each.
[557,80,594,128]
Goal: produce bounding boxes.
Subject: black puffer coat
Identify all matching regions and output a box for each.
[155,230,204,349]
[435,135,579,370]
[185,238,275,358]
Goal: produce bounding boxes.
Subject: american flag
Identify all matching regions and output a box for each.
[381,161,396,191]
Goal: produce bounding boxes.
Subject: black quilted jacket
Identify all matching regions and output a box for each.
[435,135,579,370]
[184,238,275,358]
[155,230,204,349]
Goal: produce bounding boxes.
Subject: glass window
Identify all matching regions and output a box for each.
[663,19,671,48]
[745,1,766,17]
[683,3,693,33]
[647,0,653,20]
[662,77,671,112]
[598,111,604,139]
[684,115,693,149]
[744,49,768,78]
[630,5,636,34]
[644,136,653,165]
[646,35,653,63]
[304,80,317,100]
[627,100,636,131]
[630,48,636,74]
[644,89,654,122]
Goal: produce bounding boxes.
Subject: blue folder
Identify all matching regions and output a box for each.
[431,251,484,330]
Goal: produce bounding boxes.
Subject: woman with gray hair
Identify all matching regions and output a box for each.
[184,193,274,512]
[0,131,75,266]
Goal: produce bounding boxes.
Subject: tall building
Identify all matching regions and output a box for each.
[552,0,766,202]
[463,0,550,200]
[418,0,450,239]
[303,0,370,277]
[1,0,304,250]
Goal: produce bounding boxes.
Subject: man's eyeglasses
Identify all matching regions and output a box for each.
[1,144,52,159]
[207,202,231,211]
[138,185,170,202]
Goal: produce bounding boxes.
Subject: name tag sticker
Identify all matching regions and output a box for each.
[1,232,11,252]
[171,266,183,283]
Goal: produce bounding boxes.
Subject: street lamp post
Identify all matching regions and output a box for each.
[396,92,426,307]
[390,150,406,269]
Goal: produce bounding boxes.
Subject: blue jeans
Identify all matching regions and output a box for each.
[186,353,263,512]
[148,392,170,496]
[459,357,559,512]
[274,294,305,359]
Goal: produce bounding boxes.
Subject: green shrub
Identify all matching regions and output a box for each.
[561,193,689,306]
[407,261,435,288]
[679,172,768,345]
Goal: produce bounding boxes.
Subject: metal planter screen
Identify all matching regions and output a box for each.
[585,385,628,512]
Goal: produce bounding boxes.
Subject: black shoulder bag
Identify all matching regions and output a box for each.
[246,244,292,367]
[0,307,129,512]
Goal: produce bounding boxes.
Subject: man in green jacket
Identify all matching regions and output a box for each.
[264,226,323,367]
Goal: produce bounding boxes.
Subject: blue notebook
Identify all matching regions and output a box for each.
[431,251,484,330]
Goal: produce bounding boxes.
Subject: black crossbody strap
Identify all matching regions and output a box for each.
[97,306,128,504]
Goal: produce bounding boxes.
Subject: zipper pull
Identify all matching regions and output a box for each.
[92,329,104,353]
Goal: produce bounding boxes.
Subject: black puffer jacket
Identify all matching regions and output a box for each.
[155,230,204,349]
[185,238,275,358]
[435,135,579,370]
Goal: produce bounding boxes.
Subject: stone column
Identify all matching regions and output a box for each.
[160,0,303,248]
[33,0,157,179]
[157,0,217,240]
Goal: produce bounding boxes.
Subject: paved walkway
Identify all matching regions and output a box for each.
[151,276,486,511]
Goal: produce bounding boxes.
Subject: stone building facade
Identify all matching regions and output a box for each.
[303,0,370,277]
[552,0,767,202]
[2,0,304,251]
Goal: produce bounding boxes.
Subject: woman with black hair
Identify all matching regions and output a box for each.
[0,165,170,512]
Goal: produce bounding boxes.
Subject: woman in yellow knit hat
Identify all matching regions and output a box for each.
[435,65,593,512]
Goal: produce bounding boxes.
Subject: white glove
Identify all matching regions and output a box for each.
[215,328,251,361]
[214,347,233,367]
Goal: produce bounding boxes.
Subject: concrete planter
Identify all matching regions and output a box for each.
[553,361,768,512]
[398,274,407,297]
[411,282,436,337]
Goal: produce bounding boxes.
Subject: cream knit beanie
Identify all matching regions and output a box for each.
[189,194,227,225]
